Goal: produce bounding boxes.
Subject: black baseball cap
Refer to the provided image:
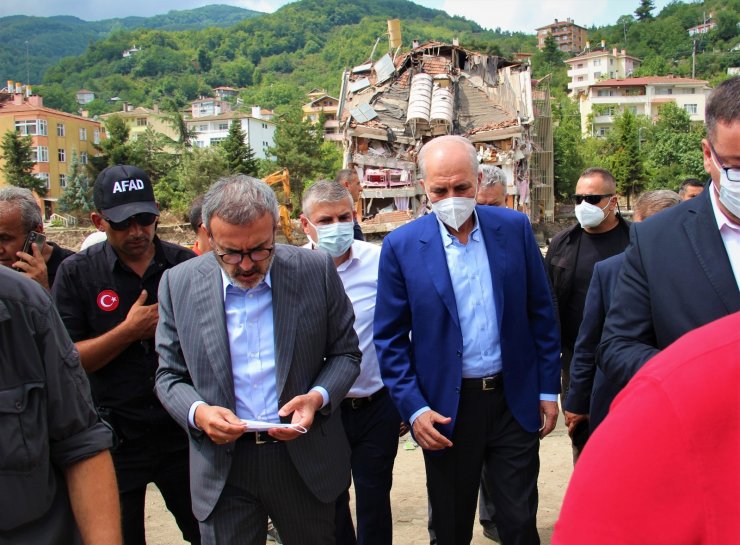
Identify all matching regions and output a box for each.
[93,165,159,222]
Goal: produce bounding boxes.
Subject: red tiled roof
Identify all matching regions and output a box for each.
[0,102,102,124]
[591,76,708,87]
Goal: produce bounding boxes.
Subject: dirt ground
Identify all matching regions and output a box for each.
[143,415,572,545]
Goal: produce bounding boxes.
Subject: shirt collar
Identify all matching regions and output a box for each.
[103,235,168,273]
[336,242,360,272]
[435,209,482,247]
[709,181,740,235]
[220,267,272,301]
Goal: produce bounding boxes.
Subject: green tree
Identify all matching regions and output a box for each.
[91,115,135,177]
[553,97,584,198]
[177,145,229,197]
[166,110,196,149]
[222,120,258,176]
[0,130,46,195]
[58,152,93,213]
[635,0,655,21]
[607,109,644,206]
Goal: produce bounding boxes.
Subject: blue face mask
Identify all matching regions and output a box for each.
[307,220,355,257]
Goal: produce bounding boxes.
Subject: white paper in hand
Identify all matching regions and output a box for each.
[241,419,308,434]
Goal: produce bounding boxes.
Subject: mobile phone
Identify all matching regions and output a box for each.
[22,231,46,255]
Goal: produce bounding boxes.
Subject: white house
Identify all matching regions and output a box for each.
[578,76,711,136]
[187,110,276,160]
[565,46,641,96]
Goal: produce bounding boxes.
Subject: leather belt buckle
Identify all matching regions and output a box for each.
[254,431,276,444]
[481,376,499,391]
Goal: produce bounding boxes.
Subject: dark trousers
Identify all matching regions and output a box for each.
[335,391,401,545]
[201,439,335,545]
[424,386,540,545]
[113,424,200,545]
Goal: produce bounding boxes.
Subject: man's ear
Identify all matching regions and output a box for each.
[91,212,105,231]
[299,214,310,233]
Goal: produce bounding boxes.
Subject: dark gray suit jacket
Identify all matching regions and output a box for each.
[599,187,740,391]
[155,245,361,521]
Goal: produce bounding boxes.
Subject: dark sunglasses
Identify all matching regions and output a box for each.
[573,194,613,205]
[104,213,158,231]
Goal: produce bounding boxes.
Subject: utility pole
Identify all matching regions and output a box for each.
[692,39,697,79]
[25,41,30,85]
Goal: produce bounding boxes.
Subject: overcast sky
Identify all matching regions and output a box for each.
[1,0,677,33]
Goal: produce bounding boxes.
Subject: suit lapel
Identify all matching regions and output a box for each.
[420,215,460,329]
[683,190,740,313]
[195,255,236,409]
[480,210,505,327]
[270,248,297,398]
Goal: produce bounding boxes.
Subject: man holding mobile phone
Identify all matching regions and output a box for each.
[0,187,74,289]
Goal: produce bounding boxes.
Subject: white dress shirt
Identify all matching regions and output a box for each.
[710,182,740,289]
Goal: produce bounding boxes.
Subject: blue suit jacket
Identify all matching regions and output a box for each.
[600,187,740,391]
[373,206,560,437]
[564,253,624,432]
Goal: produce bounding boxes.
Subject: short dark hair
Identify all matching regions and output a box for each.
[678,178,704,197]
[579,167,617,193]
[705,77,740,142]
[188,195,204,233]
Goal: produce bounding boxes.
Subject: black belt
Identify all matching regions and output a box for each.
[460,374,503,392]
[342,387,388,410]
[239,431,280,444]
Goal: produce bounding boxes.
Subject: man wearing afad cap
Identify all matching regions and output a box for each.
[52,165,200,545]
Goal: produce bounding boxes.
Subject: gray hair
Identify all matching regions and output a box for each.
[634,190,681,221]
[417,135,478,180]
[0,186,42,233]
[580,167,617,193]
[202,174,279,230]
[334,169,357,184]
[705,76,740,143]
[480,164,507,188]
[302,180,354,219]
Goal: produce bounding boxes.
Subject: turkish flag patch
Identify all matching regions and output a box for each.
[97,290,120,312]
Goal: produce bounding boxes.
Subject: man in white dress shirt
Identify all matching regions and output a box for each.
[301,180,402,545]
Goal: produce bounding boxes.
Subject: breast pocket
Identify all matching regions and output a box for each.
[0,382,48,473]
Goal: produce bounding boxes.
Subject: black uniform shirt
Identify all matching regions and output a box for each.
[52,237,194,432]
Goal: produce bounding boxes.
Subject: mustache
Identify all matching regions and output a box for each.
[235,265,260,276]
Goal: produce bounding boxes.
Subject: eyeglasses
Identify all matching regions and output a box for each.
[211,238,275,264]
[574,194,613,205]
[104,213,158,231]
[707,141,740,182]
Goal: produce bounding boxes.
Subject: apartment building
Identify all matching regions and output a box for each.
[302,89,341,141]
[187,106,276,159]
[536,18,588,53]
[100,104,179,146]
[578,76,711,136]
[565,45,642,96]
[0,89,104,217]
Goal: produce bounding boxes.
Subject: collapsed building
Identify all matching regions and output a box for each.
[336,39,554,228]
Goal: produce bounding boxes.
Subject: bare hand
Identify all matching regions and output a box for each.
[13,244,49,289]
[412,410,453,450]
[539,400,559,439]
[563,411,589,438]
[272,391,323,441]
[125,290,158,340]
[399,422,410,437]
[194,404,246,444]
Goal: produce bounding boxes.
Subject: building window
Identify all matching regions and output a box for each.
[15,119,47,136]
[262,123,268,129]
[59,173,67,188]
[684,104,698,114]
[136,117,147,126]
[58,148,66,162]
[32,146,49,163]
[577,63,584,69]
[594,71,602,79]
[79,151,88,164]
[597,89,613,97]
[682,88,695,94]
[210,137,225,145]
[596,127,609,137]
[94,129,100,145]
[79,128,87,141]
[577,76,584,82]
[57,123,65,137]
[593,59,601,66]
[35,172,50,189]
[200,124,208,131]
[217,123,229,131]
[655,88,673,95]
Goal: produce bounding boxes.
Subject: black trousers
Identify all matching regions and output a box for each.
[335,391,401,545]
[113,423,200,545]
[424,386,540,545]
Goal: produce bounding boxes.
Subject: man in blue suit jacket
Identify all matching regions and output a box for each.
[374,136,560,545]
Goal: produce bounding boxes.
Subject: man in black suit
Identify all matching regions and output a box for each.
[599,76,740,391]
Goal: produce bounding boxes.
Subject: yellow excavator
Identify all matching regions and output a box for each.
[262,169,294,243]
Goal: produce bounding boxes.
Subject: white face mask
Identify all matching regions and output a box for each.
[306,219,355,257]
[575,199,612,229]
[712,154,740,218]
[429,197,477,231]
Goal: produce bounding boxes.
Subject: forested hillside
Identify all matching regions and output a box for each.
[0,5,262,84]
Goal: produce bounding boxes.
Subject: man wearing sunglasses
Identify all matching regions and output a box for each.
[544,167,630,461]
[52,164,200,545]
[600,76,740,395]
